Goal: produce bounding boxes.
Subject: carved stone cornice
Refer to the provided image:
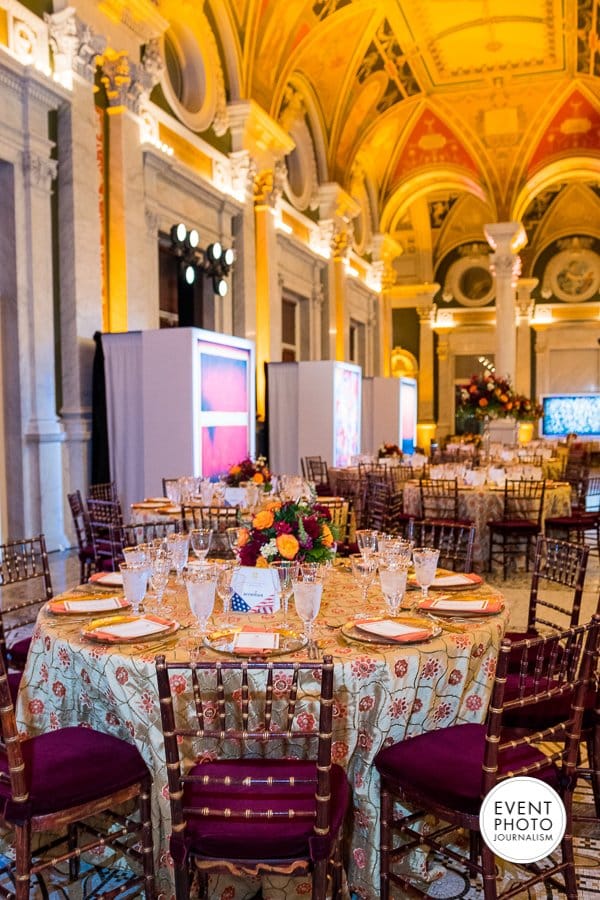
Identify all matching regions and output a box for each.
[228,100,295,170]
[97,0,169,43]
[45,8,106,84]
[22,150,57,192]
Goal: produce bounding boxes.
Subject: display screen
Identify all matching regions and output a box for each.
[197,340,253,476]
[334,364,362,466]
[541,394,600,437]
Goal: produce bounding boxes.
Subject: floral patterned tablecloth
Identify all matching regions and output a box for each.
[403,481,571,570]
[16,569,509,900]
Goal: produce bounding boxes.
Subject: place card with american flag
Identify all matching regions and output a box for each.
[230,567,280,614]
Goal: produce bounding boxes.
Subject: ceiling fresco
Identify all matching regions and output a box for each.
[197,0,600,268]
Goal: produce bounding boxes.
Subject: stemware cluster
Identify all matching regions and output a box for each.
[351,530,440,617]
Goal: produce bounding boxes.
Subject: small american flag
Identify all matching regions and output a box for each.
[230,591,276,615]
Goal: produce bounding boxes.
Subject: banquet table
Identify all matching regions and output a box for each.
[16,567,509,900]
[402,480,571,570]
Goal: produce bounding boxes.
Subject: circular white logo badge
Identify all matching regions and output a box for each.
[479,777,566,864]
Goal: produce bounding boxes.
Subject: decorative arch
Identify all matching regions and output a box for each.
[513,156,600,223]
[381,168,492,234]
[390,347,418,379]
[206,0,243,101]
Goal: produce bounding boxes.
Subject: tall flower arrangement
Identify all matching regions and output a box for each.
[236,500,336,567]
[457,374,543,421]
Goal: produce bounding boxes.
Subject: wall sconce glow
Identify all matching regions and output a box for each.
[214,277,228,297]
[531,306,553,325]
[188,229,199,249]
[223,248,235,267]
[434,311,454,330]
[184,265,196,285]
[207,242,222,262]
[172,223,187,245]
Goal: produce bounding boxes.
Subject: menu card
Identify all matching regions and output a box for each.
[233,630,280,652]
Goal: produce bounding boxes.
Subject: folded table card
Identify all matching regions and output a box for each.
[83,614,176,642]
[233,630,281,652]
[231,567,280,614]
[419,597,503,615]
[431,573,483,588]
[52,597,130,614]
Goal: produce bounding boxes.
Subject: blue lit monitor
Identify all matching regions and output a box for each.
[541,394,600,438]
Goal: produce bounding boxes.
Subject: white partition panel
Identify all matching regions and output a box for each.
[361,377,374,455]
[104,327,255,505]
[399,377,418,454]
[268,361,362,473]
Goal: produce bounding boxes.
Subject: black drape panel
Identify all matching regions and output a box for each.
[91,331,110,484]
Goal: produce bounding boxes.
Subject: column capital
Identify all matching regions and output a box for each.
[23,150,57,193]
[228,100,295,168]
[484,221,527,253]
[253,159,287,209]
[516,277,538,319]
[318,182,360,224]
[416,304,435,324]
[45,8,106,85]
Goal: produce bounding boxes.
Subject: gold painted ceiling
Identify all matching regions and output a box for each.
[198,0,600,270]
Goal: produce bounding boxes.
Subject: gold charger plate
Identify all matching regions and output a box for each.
[47,596,131,615]
[416,597,504,617]
[204,628,308,658]
[341,615,441,646]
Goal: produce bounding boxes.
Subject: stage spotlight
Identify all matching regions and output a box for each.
[184,264,196,285]
[223,247,235,267]
[188,228,200,249]
[171,223,187,245]
[207,242,222,262]
[213,276,228,297]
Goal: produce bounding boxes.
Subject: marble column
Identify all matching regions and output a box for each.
[371,232,402,376]
[434,330,454,439]
[515,277,538,398]
[229,150,257,341]
[46,9,106,538]
[417,303,436,425]
[484,222,525,383]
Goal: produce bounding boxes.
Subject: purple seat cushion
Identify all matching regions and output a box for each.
[487,519,539,532]
[7,672,21,705]
[0,727,149,824]
[175,758,350,865]
[374,723,558,816]
[7,638,31,669]
[501,673,595,729]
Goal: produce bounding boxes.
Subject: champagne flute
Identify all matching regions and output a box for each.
[226,527,246,563]
[184,564,217,637]
[149,555,171,608]
[412,547,440,603]
[270,561,299,628]
[167,533,190,580]
[350,556,378,605]
[216,564,234,624]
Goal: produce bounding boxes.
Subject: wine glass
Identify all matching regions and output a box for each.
[119,561,149,616]
[270,561,299,628]
[355,530,378,560]
[184,564,217,636]
[226,527,246,563]
[190,529,213,561]
[379,559,410,616]
[350,556,378,605]
[292,566,323,642]
[412,547,440,603]
[216,564,234,624]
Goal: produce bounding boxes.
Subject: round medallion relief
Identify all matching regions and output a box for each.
[446,256,495,307]
[546,249,600,302]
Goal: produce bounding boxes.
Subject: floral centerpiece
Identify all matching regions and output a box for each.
[457,374,543,421]
[378,442,402,458]
[237,500,336,567]
[224,455,271,487]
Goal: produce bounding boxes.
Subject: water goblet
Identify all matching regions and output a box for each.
[149,555,171,607]
[190,528,213,561]
[270,560,299,628]
[412,547,440,603]
[378,559,410,616]
[291,568,323,642]
[355,530,378,560]
[184,564,217,637]
[119,561,149,616]
[226,527,246,563]
[350,556,378,605]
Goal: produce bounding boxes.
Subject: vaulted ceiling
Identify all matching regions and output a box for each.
[174,0,600,277]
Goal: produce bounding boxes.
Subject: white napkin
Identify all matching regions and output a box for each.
[93,573,124,587]
[432,574,477,587]
[233,631,280,651]
[356,620,428,639]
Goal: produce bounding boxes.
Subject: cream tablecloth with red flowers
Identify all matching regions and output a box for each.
[16,569,508,900]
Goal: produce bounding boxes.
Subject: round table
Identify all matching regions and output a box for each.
[16,568,509,899]
[402,480,571,570]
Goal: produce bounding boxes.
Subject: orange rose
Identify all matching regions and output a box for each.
[499,393,508,403]
[230,464,241,475]
[276,534,299,560]
[265,500,282,511]
[478,397,488,408]
[252,510,274,530]
[468,385,478,394]
[252,472,264,483]
[255,556,269,568]
[238,527,250,547]
[321,523,334,547]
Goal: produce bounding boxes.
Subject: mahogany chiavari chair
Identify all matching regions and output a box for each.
[155,654,350,900]
[375,617,600,899]
[0,535,53,675]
